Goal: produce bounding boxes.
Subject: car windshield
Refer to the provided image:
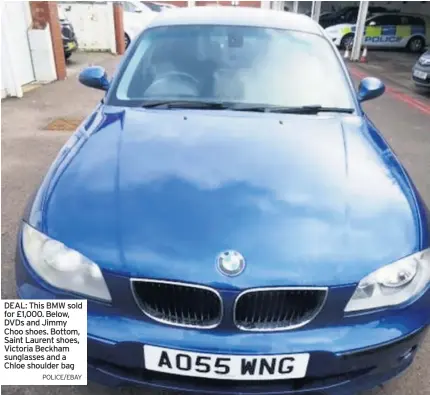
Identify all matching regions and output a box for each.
[110,25,354,109]
[142,1,163,12]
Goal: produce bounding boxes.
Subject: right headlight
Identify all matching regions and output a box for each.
[418,54,430,66]
[345,248,430,313]
[22,223,111,302]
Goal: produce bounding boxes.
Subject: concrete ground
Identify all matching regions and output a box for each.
[1,52,430,395]
[355,49,430,100]
[65,50,115,78]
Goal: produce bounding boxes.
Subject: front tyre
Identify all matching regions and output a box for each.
[407,36,425,53]
[341,34,354,50]
[124,33,130,50]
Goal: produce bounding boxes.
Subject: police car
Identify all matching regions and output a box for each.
[325,13,428,53]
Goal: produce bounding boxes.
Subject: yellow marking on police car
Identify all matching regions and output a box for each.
[365,26,381,37]
[396,25,411,38]
[341,27,352,35]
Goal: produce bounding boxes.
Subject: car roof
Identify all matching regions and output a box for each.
[146,6,323,36]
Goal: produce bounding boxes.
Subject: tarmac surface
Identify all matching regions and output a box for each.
[1,51,429,395]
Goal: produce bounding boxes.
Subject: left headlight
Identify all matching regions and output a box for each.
[325,28,338,35]
[345,249,430,313]
[22,223,111,302]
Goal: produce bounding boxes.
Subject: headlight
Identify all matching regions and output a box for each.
[22,223,111,302]
[325,28,338,35]
[419,55,430,66]
[345,249,430,313]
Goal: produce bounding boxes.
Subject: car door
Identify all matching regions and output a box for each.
[364,14,402,48]
[396,15,418,49]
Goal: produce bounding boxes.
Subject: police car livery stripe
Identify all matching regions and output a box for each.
[341,25,425,41]
[366,26,381,37]
[411,25,426,35]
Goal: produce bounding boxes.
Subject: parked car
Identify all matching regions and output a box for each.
[123,0,157,48]
[319,6,396,28]
[325,13,429,52]
[58,8,78,59]
[141,1,174,12]
[412,49,430,88]
[16,6,430,395]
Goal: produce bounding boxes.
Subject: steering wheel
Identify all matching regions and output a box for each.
[146,71,200,95]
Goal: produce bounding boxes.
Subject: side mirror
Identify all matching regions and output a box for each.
[78,66,109,91]
[357,77,385,102]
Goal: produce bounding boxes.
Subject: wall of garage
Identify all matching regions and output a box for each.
[1,1,36,98]
[1,1,65,99]
[58,1,116,52]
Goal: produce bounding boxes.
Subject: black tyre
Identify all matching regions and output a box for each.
[407,36,425,53]
[340,34,354,50]
[124,33,130,49]
[65,52,72,60]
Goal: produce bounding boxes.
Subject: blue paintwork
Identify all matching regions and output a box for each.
[357,77,385,102]
[15,19,430,395]
[78,66,110,91]
[25,104,424,288]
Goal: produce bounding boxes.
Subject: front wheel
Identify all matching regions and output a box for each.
[124,33,130,49]
[340,34,354,50]
[407,36,425,53]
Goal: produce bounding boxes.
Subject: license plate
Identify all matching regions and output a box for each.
[144,345,310,381]
[413,69,428,80]
[67,42,76,50]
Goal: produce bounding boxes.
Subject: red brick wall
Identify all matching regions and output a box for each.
[30,1,66,80]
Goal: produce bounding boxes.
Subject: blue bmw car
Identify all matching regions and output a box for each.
[16,6,430,395]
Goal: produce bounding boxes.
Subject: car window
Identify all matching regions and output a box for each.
[409,16,426,26]
[344,9,358,23]
[399,16,412,25]
[110,25,354,109]
[142,1,162,12]
[123,2,138,12]
[367,15,400,26]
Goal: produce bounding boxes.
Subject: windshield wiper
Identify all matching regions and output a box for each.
[141,100,232,110]
[141,101,355,115]
[222,104,355,114]
[264,105,355,114]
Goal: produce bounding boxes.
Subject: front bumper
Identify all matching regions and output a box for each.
[412,63,430,88]
[16,239,430,395]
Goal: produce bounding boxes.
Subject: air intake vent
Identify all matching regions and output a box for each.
[234,288,327,331]
[132,279,222,329]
